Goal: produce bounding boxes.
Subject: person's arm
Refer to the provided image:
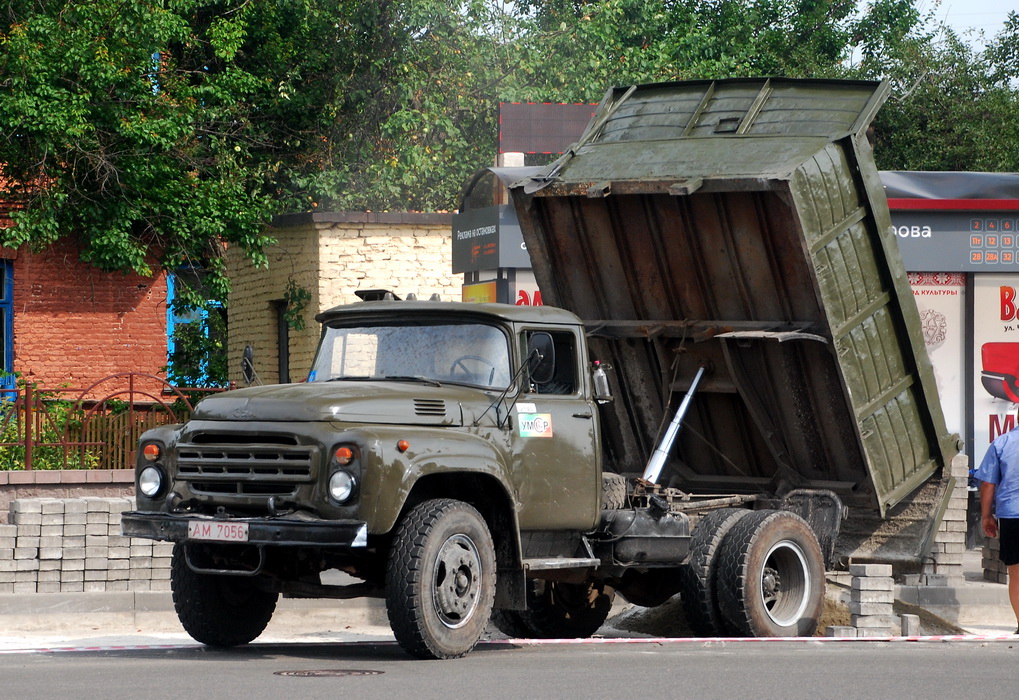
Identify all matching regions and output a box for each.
[981,480,999,538]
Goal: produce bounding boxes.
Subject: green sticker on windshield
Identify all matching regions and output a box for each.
[518,413,553,438]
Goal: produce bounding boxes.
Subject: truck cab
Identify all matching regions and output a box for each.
[123,299,608,659]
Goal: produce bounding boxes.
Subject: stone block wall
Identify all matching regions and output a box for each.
[226,211,458,386]
[921,453,971,581]
[0,497,170,594]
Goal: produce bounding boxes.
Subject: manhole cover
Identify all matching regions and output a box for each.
[275,669,384,678]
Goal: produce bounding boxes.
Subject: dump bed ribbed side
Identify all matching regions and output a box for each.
[511,78,956,518]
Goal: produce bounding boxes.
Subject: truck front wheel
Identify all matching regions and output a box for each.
[170,543,278,647]
[716,510,825,637]
[386,499,496,659]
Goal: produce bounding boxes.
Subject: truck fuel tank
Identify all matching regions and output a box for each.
[597,498,690,567]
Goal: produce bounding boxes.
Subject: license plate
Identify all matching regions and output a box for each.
[187,520,249,543]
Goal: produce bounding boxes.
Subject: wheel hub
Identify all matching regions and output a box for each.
[433,534,482,628]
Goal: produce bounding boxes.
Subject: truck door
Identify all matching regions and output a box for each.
[511,328,602,531]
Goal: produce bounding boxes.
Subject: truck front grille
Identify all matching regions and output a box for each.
[176,434,315,497]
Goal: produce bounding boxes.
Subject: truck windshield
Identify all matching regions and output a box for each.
[309,322,512,389]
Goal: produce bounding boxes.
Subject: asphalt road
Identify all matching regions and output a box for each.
[3,636,1018,700]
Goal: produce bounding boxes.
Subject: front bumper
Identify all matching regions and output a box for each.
[121,511,368,548]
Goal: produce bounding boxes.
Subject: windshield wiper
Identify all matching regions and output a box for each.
[326,375,442,387]
[375,375,443,387]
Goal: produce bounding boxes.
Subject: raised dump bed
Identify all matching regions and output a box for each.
[510,78,959,565]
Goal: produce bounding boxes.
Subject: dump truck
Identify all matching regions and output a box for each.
[122,78,958,659]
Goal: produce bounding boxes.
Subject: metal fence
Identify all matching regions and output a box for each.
[0,373,229,470]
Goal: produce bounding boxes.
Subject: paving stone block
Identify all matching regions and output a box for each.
[85,523,108,535]
[14,570,37,583]
[851,577,894,591]
[13,547,38,560]
[84,581,107,592]
[15,559,39,572]
[901,614,921,636]
[39,499,64,515]
[108,547,130,560]
[60,581,84,592]
[16,524,41,537]
[60,570,84,582]
[62,546,86,560]
[0,559,14,572]
[850,589,894,604]
[84,570,108,582]
[15,537,40,549]
[128,580,151,592]
[36,581,61,593]
[37,570,60,583]
[41,515,64,528]
[86,535,110,548]
[0,571,13,584]
[13,582,37,594]
[850,601,894,616]
[63,500,87,514]
[856,627,893,638]
[62,524,86,537]
[37,559,60,571]
[11,512,42,526]
[849,563,893,577]
[0,583,13,593]
[38,548,63,560]
[106,580,130,591]
[63,513,87,526]
[61,559,85,571]
[852,614,896,628]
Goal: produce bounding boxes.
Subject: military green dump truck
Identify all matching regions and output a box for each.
[122,78,958,659]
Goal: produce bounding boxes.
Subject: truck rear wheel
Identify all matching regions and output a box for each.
[716,510,825,637]
[386,499,496,659]
[170,543,278,647]
[679,508,751,636]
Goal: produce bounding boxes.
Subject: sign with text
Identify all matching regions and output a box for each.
[451,205,531,273]
[893,211,1019,271]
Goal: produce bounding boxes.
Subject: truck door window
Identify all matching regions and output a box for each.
[525,331,577,395]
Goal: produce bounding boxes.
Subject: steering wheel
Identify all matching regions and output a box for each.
[450,355,497,385]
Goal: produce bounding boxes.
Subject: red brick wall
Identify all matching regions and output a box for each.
[11,239,168,391]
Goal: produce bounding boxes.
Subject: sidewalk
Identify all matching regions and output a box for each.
[0,548,1015,649]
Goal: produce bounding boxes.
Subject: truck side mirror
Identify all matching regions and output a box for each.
[526,333,556,385]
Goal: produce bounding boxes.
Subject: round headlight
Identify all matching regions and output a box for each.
[138,466,164,498]
[329,470,356,503]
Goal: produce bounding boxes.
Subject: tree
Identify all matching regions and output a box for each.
[867,25,1019,173]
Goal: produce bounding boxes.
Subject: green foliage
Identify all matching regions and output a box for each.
[166,306,229,388]
[0,384,100,470]
[283,278,312,331]
[868,26,1019,172]
[1,0,1018,302]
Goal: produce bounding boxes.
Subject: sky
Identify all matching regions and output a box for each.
[930,0,1015,39]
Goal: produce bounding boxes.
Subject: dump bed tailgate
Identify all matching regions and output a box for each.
[511,78,957,519]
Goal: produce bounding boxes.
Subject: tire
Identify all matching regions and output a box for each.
[170,543,278,647]
[386,499,497,659]
[490,579,614,639]
[524,580,614,638]
[679,508,751,636]
[602,472,628,509]
[489,608,536,639]
[716,510,825,637]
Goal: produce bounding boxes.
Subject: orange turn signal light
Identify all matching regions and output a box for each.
[334,446,354,465]
[397,440,410,453]
[142,444,161,462]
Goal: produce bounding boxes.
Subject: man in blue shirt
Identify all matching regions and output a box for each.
[976,425,1019,634]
